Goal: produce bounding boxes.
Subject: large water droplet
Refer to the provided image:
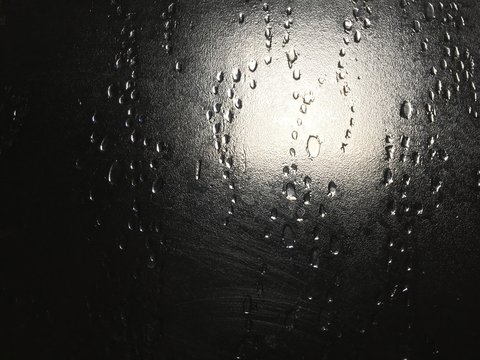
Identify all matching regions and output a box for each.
[400,100,413,119]
[306,136,321,158]
[286,182,297,201]
[425,2,435,21]
[232,68,241,82]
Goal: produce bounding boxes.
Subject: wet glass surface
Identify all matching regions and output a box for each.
[2,0,480,359]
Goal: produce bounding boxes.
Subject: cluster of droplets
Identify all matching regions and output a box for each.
[83,0,177,273]
[337,3,373,153]
[252,3,352,335]
[371,3,470,356]
[161,3,177,55]
[78,1,478,357]
[209,67,247,225]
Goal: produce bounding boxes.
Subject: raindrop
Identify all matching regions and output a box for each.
[293,69,301,80]
[303,192,311,205]
[319,204,327,217]
[100,135,110,152]
[425,2,436,21]
[413,20,421,32]
[248,59,257,72]
[286,48,298,68]
[282,224,295,249]
[309,247,320,268]
[108,160,120,185]
[195,160,201,180]
[175,61,182,72]
[286,182,297,201]
[328,181,337,197]
[107,84,115,98]
[384,168,393,186]
[343,19,353,32]
[354,30,362,43]
[270,208,278,220]
[306,136,321,158]
[401,135,410,149]
[152,177,163,194]
[400,100,413,119]
[304,176,312,189]
[232,68,241,82]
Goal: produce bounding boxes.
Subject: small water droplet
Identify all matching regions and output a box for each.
[354,30,362,43]
[195,160,201,180]
[384,168,393,186]
[248,59,257,72]
[343,19,353,32]
[400,100,413,119]
[293,69,301,80]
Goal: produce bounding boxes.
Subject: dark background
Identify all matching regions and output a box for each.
[2,0,480,359]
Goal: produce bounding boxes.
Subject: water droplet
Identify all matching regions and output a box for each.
[293,69,301,80]
[175,61,182,72]
[328,181,337,197]
[248,59,257,72]
[108,160,120,185]
[270,208,278,220]
[401,135,410,149]
[309,247,320,268]
[107,84,115,98]
[384,168,393,186]
[232,68,241,82]
[152,177,163,194]
[195,160,201,180]
[303,191,311,205]
[343,19,353,32]
[319,204,327,217]
[282,224,295,249]
[286,48,298,68]
[286,182,297,201]
[304,176,312,189]
[400,100,413,119]
[100,135,110,152]
[306,136,321,158]
[354,30,362,43]
[425,2,435,21]
[413,20,421,32]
